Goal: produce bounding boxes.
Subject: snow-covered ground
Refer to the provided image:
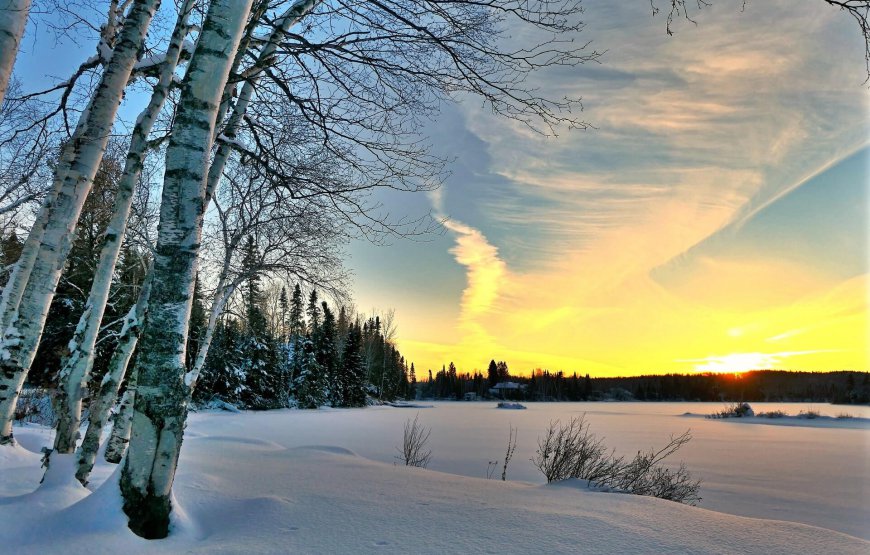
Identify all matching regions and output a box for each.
[1,402,868,553]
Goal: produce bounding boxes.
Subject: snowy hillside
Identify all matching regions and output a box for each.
[2,408,867,554]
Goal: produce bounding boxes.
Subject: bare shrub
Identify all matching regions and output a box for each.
[708,402,753,419]
[757,410,786,418]
[612,431,701,505]
[501,425,517,481]
[531,415,620,484]
[798,409,820,419]
[532,415,701,505]
[396,414,431,468]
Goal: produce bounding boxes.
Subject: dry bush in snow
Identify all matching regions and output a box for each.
[396,414,431,468]
[532,415,701,505]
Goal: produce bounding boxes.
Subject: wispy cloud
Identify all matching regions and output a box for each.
[377,1,868,375]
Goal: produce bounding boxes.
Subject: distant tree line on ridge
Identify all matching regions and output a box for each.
[417,364,869,405]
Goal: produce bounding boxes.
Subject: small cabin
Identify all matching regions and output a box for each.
[488,381,525,399]
[463,392,478,401]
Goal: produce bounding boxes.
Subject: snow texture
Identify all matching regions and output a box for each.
[1,402,867,553]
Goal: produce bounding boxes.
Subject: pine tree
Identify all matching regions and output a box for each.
[306,289,320,334]
[195,319,246,406]
[186,277,208,371]
[293,335,326,409]
[487,359,499,388]
[316,300,338,406]
[278,286,289,343]
[238,236,280,408]
[340,322,367,407]
[289,283,304,340]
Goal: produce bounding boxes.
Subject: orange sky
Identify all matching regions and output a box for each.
[350,1,869,377]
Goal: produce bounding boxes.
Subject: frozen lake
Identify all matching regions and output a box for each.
[180,401,870,540]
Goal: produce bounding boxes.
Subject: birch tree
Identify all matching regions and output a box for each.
[0,0,161,446]
[75,267,152,483]
[50,0,196,461]
[119,0,254,538]
[187,163,347,392]
[0,0,31,105]
[120,0,598,537]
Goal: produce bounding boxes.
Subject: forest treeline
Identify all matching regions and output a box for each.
[2,228,412,411]
[0,0,867,540]
[419,363,870,405]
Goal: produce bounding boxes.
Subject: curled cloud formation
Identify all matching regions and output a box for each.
[441,219,506,320]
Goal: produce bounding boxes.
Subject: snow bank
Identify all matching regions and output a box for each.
[1,410,867,554]
[683,412,870,430]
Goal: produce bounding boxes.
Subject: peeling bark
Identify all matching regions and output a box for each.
[119,0,253,539]
[0,0,161,446]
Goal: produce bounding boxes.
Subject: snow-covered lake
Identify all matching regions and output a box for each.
[4,401,868,553]
[173,401,869,539]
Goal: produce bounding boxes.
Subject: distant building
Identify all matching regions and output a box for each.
[463,392,478,401]
[489,381,525,399]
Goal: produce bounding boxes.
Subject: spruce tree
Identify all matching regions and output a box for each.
[487,359,499,388]
[316,301,338,406]
[278,286,289,343]
[306,289,320,334]
[289,283,305,340]
[340,322,367,407]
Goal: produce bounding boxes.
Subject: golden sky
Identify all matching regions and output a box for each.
[350,0,869,377]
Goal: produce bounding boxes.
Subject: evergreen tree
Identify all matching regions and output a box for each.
[293,335,326,409]
[278,286,289,343]
[288,283,305,340]
[487,359,499,388]
[195,319,246,405]
[306,289,320,334]
[316,300,339,406]
[186,277,208,371]
[340,322,367,407]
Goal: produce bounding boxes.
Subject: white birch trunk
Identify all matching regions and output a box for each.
[104,364,137,464]
[52,0,195,458]
[0,0,161,446]
[0,0,31,104]
[204,0,321,206]
[75,270,152,483]
[118,0,253,539]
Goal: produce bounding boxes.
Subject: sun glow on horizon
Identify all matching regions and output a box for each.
[352,3,868,378]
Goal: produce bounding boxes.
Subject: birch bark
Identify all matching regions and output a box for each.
[203,0,322,206]
[104,364,137,463]
[0,0,161,446]
[75,271,152,483]
[0,0,31,104]
[52,0,195,458]
[118,0,253,539]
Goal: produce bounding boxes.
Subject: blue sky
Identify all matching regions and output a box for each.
[11,1,868,375]
[349,0,869,374]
